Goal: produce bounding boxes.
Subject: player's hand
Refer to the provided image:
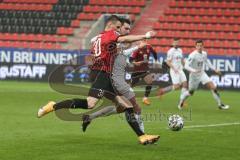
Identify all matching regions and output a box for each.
[215,70,222,76]
[145,31,157,39]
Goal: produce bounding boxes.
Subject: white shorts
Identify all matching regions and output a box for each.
[170,69,187,85]
[188,72,212,91]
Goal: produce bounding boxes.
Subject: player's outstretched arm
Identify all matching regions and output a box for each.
[118,31,156,43]
[122,46,139,56]
[122,41,147,57]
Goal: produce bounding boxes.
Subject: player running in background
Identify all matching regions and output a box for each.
[82,18,147,133]
[179,39,229,110]
[37,15,159,145]
[157,38,188,109]
[130,44,158,105]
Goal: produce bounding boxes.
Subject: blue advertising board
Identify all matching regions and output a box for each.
[0,47,239,90]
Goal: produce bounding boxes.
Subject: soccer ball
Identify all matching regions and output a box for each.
[168,114,184,131]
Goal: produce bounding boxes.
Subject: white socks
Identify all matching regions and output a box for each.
[89,106,117,120]
[180,88,190,104]
[211,90,222,106]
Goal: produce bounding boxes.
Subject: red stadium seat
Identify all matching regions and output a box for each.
[159,16,165,22]
[83,6,91,12]
[237,33,240,40]
[153,22,161,29]
[169,1,177,8]
[232,10,240,17]
[108,7,117,13]
[130,7,141,14]
[157,31,164,37]
[155,46,161,53]
[0,0,238,52]
[71,20,80,27]
[222,40,230,48]
[159,39,169,46]
[148,39,159,45]
[237,50,240,55]
[177,1,185,8]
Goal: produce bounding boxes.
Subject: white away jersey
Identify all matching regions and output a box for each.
[185,50,214,74]
[166,47,184,70]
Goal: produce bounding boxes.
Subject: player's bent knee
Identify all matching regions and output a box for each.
[133,105,141,113]
[173,84,181,90]
[117,101,133,109]
[144,74,153,84]
[115,102,133,113]
[116,106,126,113]
[114,96,133,110]
[182,82,188,89]
[206,81,216,90]
[145,79,153,84]
[87,97,99,109]
[210,83,216,90]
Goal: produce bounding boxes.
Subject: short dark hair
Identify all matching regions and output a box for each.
[173,38,180,41]
[196,39,203,44]
[120,18,131,25]
[106,15,121,25]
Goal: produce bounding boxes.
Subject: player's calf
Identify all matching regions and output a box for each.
[37,98,90,118]
[211,89,230,110]
[53,98,89,110]
[178,89,191,110]
[142,85,152,105]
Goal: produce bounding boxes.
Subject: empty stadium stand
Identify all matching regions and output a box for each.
[0,0,239,55]
[0,0,146,50]
[149,0,240,55]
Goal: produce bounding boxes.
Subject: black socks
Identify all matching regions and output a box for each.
[125,108,144,136]
[144,85,152,97]
[53,99,88,110]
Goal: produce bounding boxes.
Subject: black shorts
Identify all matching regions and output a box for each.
[88,70,116,100]
[131,71,149,86]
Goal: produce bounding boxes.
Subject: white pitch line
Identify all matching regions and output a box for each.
[184,122,240,129]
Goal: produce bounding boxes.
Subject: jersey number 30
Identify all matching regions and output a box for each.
[93,37,102,57]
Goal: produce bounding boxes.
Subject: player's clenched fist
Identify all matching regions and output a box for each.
[145,31,157,39]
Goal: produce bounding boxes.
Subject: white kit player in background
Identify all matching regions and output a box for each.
[179,39,229,110]
[158,38,188,109]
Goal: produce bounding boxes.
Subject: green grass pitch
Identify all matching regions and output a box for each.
[0,81,239,160]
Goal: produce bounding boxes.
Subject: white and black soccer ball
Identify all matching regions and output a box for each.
[168,114,184,131]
